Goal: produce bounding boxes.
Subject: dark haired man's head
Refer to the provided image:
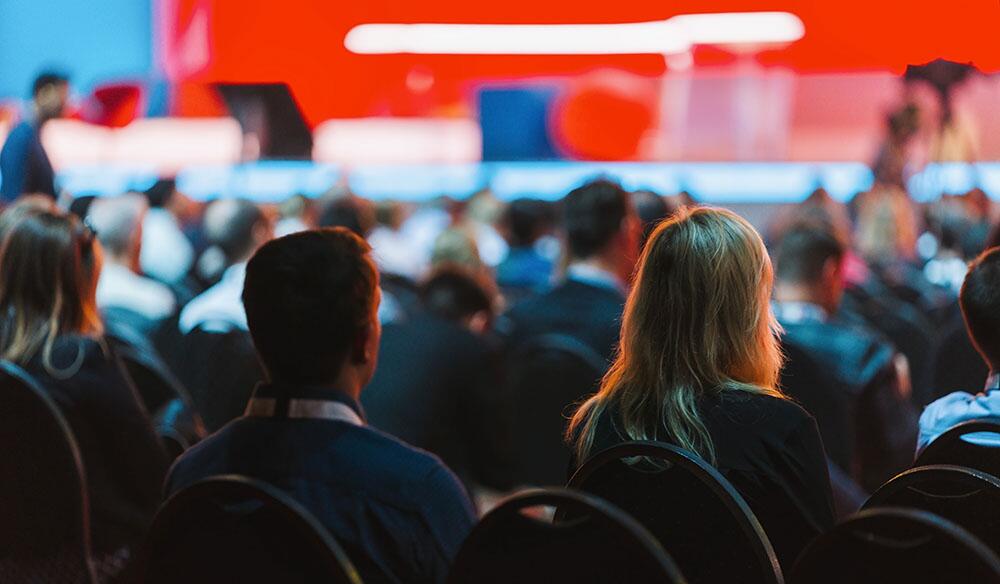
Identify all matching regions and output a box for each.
[632,190,677,249]
[145,179,177,209]
[502,199,553,248]
[563,179,638,282]
[420,268,495,334]
[774,223,846,314]
[243,228,380,390]
[319,196,375,238]
[961,247,1000,371]
[203,199,272,265]
[31,72,69,121]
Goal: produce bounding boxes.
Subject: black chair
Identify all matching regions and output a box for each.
[864,464,1000,554]
[176,326,264,432]
[915,418,1000,478]
[789,507,1000,583]
[448,488,685,584]
[0,361,98,584]
[565,441,782,584]
[136,475,362,584]
[505,333,607,486]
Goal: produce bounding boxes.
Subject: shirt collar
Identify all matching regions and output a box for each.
[772,300,828,324]
[566,263,626,295]
[246,382,366,424]
[985,373,1000,392]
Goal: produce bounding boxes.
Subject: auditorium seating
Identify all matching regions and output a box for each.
[915,418,1000,478]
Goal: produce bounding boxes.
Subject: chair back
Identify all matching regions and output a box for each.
[0,361,97,584]
[915,418,1000,478]
[863,464,1000,555]
[789,507,1000,583]
[565,441,782,584]
[137,475,361,584]
[448,488,685,584]
[506,333,607,485]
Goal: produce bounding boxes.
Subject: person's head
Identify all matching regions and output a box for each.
[145,179,177,209]
[960,247,1000,372]
[31,72,70,121]
[568,207,784,463]
[318,196,375,238]
[855,187,917,263]
[0,207,103,375]
[774,223,846,314]
[420,267,496,334]
[563,179,638,281]
[242,228,380,391]
[501,198,553,249]
[431,228,482,270]
[203,199,272,265]
[86,193,147,271]
[632,190,677,250]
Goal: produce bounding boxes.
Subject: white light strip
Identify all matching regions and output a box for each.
[344,12,804,56]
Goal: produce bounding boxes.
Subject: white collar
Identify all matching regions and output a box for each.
[244,398,363,426]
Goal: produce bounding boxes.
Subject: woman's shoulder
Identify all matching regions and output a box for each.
[708,390,816,436]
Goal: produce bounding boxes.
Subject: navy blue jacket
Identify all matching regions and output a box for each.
[166,383,476,584]
[0,120,57,201]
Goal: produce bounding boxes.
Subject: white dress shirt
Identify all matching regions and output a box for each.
[97,262,176,321]
[918,373,1000,451]
[141,208,194,285]
[178,263,248,334]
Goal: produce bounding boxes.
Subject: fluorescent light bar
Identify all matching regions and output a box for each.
[344,12,804,56]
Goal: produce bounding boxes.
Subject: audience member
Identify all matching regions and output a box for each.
[0,207,168,565]
[773,224,918,491]
[0,72,68,202]
[274,193,314,237]
[920,246,1000,449]
[166,228,475,584]
[495,198,555,298]
[632,189,677,248]
[88,194,176,333]
[179,199,271,334]
[501,179,638,363]
[363,267,511,494]
[567,207,834,570]
[368,200,425,280]
[318,194,375,237]
[141,179,196,287]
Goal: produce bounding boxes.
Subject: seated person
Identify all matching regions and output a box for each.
[179,199,272,334]
[363,267,511,493]
[921,246,1000,450]
[88,193,177,335]
[567,207,835,571]
[773,224,918,491]
[495,198,555,298]
[0,207,168,567]
[166,228,476,584]
[500,179,639,364]
[141,178,196,290]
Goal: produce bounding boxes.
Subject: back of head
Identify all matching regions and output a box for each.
[420,267,495,324]
[87,193,147,260]
[243,228,378,385]
[632,190,677,247]
[431,228,482,270]
[564,179,630,260]
[32,71,68,99]
[569,207,783,462]
[203,199,266,264]
[318,196,374,238]
[502,198,552,248]
[0,207,102,369]
[145,179,177,209]
[775,223,845,285]
[960,247,1000,370]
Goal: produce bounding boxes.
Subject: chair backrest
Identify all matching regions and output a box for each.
[137,475,362,584]
[915,418,1000,478]
[863,464,1000,555]
[565,441,782,584]
[178,327,264,432]
[0,361,97,584]
[789,507,1000,583]
[448,488,685,584]
[506,333,607,486]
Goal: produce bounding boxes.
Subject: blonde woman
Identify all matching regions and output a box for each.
[0,207,167,573]
[568,207,834,569]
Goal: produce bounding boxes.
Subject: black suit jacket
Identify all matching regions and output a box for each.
[500,278,625,364]
[362,315,512,490]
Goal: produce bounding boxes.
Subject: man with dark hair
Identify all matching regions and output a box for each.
[179,199,272,334]
[0,71,69,202]
[920,247,1000,448]
[495,198,555,298]
[774,223,917,491]
[363,267,511,494]
[500,178,639,363]
[167,229,476,584]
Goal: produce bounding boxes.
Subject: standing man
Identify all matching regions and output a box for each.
[1,72,69,202]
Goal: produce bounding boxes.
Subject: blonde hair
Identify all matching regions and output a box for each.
[567,207,785,464]
[0,208,103,378]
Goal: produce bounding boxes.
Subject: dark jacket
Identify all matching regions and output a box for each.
[575,391,836,571]
[778,308,919,491]
[0,120,57,202]
[362,315,512,490]
[500,278,624,364]
[25,335,168,552]
[166,383,477,584]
